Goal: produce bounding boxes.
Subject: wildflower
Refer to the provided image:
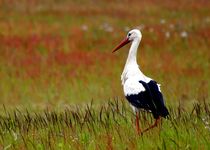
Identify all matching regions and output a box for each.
[180,31,188,38]
[81,25,88,31]
[100,23,113,32]
[169,24,175,29]
[165,31,170,38]
[160,19,166,24]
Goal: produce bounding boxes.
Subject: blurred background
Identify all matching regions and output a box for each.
[0,0,209,109]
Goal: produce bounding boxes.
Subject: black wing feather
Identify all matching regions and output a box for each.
[125,80,169,119]
[147,81,169,118]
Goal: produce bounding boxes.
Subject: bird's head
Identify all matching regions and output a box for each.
[112,29,142,53]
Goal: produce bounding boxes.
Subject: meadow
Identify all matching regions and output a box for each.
[0,0,210,149]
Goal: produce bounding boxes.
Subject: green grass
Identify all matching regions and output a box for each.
[0,0,210,149]
[0,100,210,149]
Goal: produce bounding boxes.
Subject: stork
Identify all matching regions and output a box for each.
[112,29,169,134]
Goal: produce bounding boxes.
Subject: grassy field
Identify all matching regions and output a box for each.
[0,100,210,149]
[0,0,210,149]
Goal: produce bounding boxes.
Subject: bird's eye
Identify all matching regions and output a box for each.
[128,33,131,37]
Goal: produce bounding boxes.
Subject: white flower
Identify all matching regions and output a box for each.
[165,31,170,38]
[160,19,166,24]
[100,23,113,32]
[169,24,175,29]
[81,25,88,31]
[180,31,188,38]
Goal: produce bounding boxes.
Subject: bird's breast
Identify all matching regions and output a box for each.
[123,78,146,96]
[121,69,145,85]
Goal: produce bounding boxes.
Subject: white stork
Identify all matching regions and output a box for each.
[112,29,169,134]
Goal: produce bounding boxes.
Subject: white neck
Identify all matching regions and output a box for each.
[125,38,140,67]
[121,38,144,85]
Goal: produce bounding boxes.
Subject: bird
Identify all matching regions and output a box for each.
[112,29,169,134]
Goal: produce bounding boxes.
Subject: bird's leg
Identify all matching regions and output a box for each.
[143,116,161,133]
[135,111,141,135]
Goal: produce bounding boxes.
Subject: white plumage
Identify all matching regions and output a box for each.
[123,78,146,96]
[119,29,156,96]
[112,29,169,134]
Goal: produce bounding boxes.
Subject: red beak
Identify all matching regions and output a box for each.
[112,37,130,53]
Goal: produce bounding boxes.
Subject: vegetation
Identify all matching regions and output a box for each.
[0,0,209,149]
[0,100,210,149]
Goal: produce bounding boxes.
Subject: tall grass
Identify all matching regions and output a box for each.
[0,99,210,149]
[0,0,210,149]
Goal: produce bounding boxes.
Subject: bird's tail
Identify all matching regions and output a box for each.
[160,106,169,118]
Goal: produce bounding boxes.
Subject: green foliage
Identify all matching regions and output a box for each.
[0,100,210,149]
[0,0,210,149]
